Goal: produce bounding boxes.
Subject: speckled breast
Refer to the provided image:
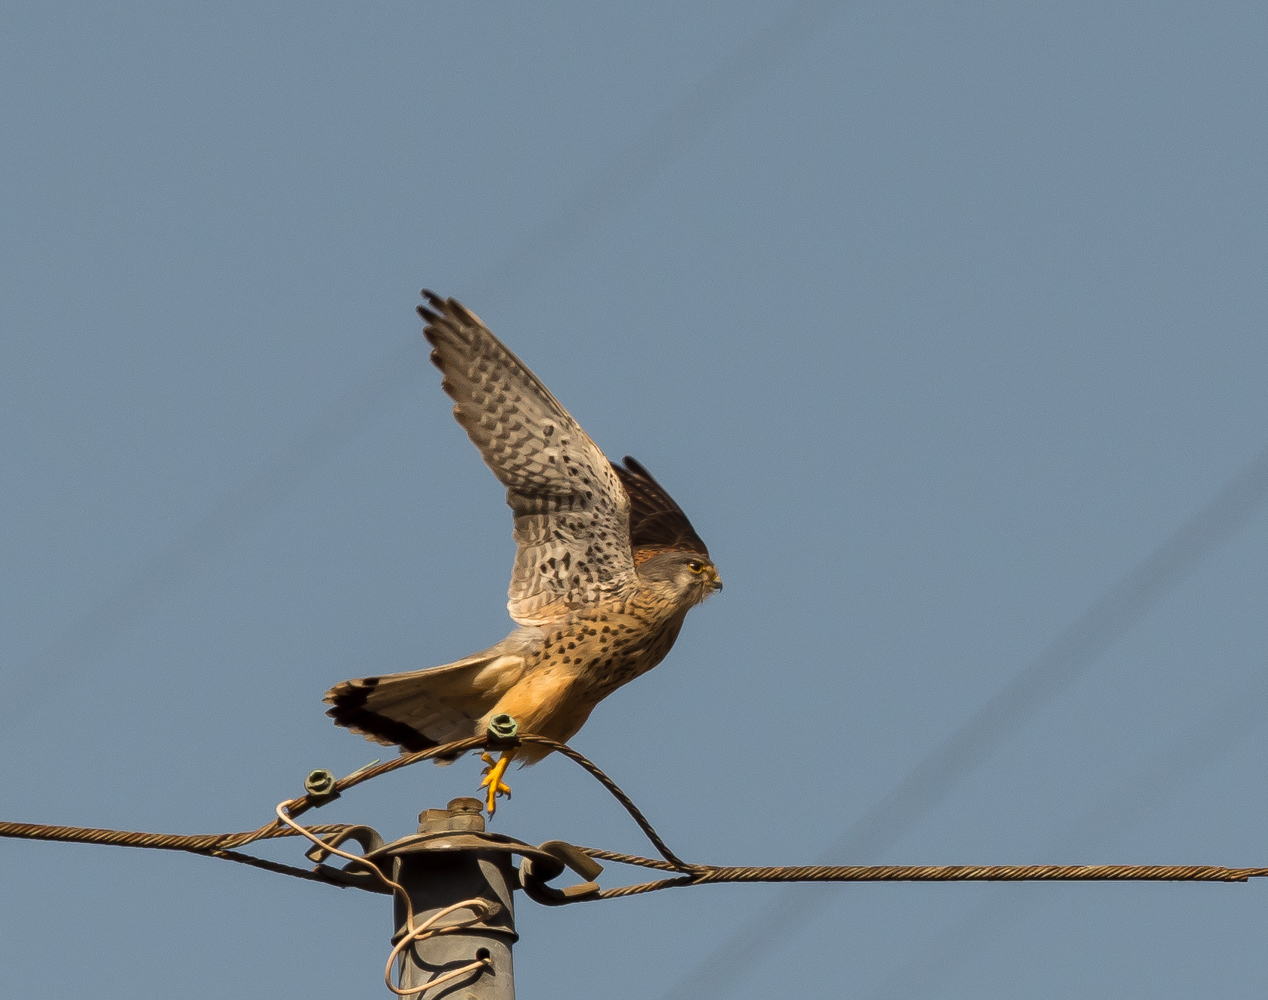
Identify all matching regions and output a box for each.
[534,600,690,702]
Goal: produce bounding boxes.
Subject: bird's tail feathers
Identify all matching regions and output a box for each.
[324,647,525,755]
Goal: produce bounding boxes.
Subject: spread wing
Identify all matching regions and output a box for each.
[419,291,636,626]
[612,456,709,560]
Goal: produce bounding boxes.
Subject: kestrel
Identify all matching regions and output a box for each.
[324,291,722,813]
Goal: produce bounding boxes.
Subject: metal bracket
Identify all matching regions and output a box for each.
[303,825,391,893]
[518,840,604,905]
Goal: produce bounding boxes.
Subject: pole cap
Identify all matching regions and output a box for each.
[418,797,487,833]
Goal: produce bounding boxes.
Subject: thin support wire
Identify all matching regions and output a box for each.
[384,901,496,999]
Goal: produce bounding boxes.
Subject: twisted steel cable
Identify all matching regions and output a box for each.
[5,732,1268,902]
[0,817,349,854]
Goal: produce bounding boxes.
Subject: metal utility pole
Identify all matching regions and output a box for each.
[305,792,602,999]
[387,797,518,999]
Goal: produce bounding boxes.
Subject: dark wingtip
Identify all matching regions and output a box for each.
[418,290,484,336]
[622,455,651,478]
[417,290,446,325]
[613,455,710,557]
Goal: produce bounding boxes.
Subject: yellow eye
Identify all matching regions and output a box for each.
[688,560,705,573]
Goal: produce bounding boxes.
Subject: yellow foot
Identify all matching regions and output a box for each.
[480,752,513,816]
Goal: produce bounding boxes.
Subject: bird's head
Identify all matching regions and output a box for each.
[637,550,723,608]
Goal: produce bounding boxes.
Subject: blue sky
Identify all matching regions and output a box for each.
[4,3,1268,998]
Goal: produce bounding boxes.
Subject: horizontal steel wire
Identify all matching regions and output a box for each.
[4,733,1267,900]
[0,818,350,853]
[585,862,1268,901]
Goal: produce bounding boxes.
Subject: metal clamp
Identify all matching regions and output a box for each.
[519,840,604,905]
[303,825,390,892]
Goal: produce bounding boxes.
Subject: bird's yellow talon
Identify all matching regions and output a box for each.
[479,752,513,816]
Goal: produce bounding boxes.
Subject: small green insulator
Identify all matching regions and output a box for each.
[487,714,520,741]
[304,768,337,798]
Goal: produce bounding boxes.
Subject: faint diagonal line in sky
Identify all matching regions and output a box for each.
[5,340,426,723]
[485,0,852,293]
[5,0,852,729]
[660,441,1268,1000]
[872,662,1268,1000]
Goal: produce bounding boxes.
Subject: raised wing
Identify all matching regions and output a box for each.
[612,456,709,559]
[419,291,636,626]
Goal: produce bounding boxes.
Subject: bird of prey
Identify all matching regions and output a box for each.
[324,291,722,814]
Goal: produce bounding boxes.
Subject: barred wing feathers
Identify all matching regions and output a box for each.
[419,292,636,626]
